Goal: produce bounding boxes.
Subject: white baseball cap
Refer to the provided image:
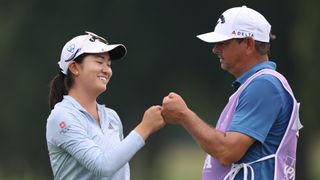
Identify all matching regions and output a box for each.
[59,31,127,75]
[197,6,272,43]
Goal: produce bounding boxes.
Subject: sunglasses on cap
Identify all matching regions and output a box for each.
[65,31,109,62]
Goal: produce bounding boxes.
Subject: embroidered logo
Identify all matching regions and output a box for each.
[234,30,254,38]
[217,14,225,24]
[108,122,114,129]
[67,44,75,53]
[59,121,66,128]
[284,156,296,180]
[59,121,70,134]
[232,31,236,37]
[203,154,212,169]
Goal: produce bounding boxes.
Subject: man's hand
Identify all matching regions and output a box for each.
[161,92,189,125]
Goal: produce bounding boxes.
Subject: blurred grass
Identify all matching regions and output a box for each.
[0,142,204,180]
[1,139,318,180]
[0,173,50,180]
[309,134,320,180]
[149,142,205,180]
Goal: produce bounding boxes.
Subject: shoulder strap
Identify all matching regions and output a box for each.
[236,69,293,96]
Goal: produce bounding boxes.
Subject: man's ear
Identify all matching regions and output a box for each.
[68,61,80,76]
[245,37,255,55]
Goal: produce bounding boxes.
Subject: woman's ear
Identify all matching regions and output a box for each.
[68,61,80,76]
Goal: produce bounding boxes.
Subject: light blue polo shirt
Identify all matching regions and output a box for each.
[228,61,293,179]
[46,96,145,180]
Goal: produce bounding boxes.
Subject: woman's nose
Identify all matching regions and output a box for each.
[102,64,111,72]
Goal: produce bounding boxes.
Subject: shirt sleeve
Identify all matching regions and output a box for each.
[228,76,283,143]
[47,108,145,177]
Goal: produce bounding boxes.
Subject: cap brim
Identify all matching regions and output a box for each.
[107,44,127,60]
[196,32,232,43]
[74,40,127,61]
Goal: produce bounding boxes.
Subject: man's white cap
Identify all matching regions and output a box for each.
[197,6,272,43]
[59,31,127,75]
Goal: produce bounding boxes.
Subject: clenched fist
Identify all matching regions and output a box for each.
[162,92,190,125]
[135,105,166,140]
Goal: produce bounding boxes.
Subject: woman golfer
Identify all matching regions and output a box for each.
[46,31,165,179]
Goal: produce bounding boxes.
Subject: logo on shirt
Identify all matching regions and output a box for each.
[59,121,71,134]
[284,156,296,180]
[59,121,66,128]
[108,122,114,129]
[203,154,212,169]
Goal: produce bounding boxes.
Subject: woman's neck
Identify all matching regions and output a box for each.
[69,88,96,107]
[68,88,101,125]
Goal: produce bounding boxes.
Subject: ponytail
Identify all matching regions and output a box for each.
[48,53,88,110]
[48,72,69,110]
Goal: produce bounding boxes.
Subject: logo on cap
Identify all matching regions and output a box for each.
[217,15,225,24]
[67,44,76,53]
[235,30,254,38]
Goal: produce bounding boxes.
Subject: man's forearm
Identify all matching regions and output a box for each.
[180,109,248,165]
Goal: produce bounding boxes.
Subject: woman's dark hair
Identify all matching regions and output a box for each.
[48,53,88,110]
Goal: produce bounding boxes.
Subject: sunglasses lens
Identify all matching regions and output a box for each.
[85,31,108,44]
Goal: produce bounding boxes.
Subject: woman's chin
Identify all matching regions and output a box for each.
[96,85,107,94]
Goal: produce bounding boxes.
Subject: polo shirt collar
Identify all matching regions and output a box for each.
[63,95,105,113]
[232,61,277,92]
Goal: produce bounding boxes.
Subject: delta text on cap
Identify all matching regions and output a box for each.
[197,6,272,43]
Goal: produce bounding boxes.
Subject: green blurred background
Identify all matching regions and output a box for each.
[0,0,319,179]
